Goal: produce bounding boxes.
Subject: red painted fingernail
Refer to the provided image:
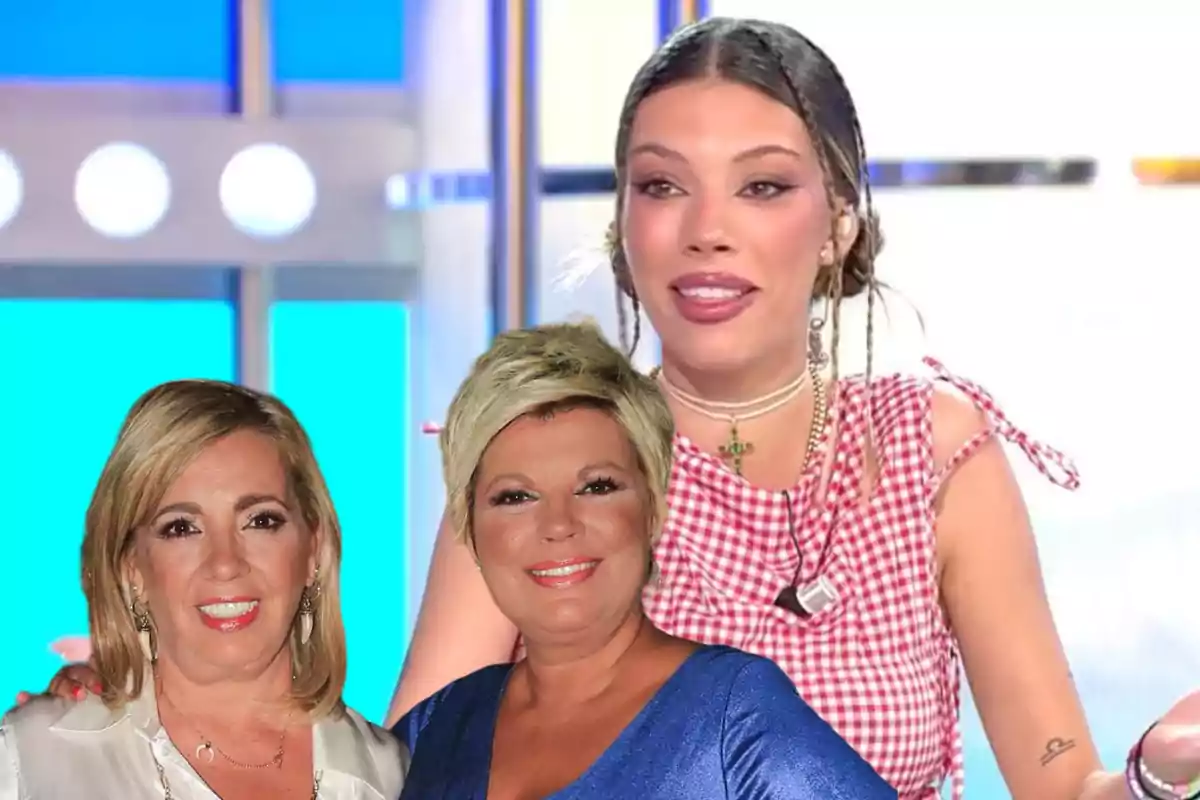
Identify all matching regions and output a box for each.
[91,682,102,693]
[72,686,85,699]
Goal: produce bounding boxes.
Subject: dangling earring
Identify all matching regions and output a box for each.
[809,311,828,368]
[131,596,155,663]
[298,583,316,646]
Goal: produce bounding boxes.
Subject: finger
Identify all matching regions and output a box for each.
[1143,724,1200,783]
[50,679,79,700]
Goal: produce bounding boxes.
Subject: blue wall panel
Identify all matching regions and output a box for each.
[0,1,405,83]
[269,300,410,723]
[274,0,406,83]
[0,299,235,703]
[0,3,233,81]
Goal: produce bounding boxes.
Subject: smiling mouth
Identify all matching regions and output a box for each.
[528,561,599,578]
[197,600,259,619]
[674,286,753,301]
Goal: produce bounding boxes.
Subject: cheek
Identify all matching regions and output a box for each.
[756,193,829,263]
[138,543,197,599]
[471,513,530,566]
[622,198,680,277]
[248,538,311,588]
[583,502,648,556]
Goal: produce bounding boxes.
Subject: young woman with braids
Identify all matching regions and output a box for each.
[27,16,1200,800]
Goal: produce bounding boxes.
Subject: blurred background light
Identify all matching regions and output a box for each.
[74,142,171,238]
[0,149,22,230]
[219,143,317,238]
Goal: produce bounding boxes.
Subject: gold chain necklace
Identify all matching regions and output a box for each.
[157,684,291,770]
[150,752,322,799]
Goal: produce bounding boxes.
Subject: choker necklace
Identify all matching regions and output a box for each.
[658,363,824,476]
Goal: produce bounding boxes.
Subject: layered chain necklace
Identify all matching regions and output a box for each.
[658,361,827,477]
[152,684,322,799]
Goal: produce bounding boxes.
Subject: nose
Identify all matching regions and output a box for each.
[539,496,582,543]
[203,523,251,581]
[683,192,735,257]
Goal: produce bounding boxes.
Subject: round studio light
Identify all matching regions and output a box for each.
[0,150,23,230]
[75,142,171,238]
[219,143,317,238]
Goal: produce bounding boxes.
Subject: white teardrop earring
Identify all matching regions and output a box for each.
[298,584,315,646]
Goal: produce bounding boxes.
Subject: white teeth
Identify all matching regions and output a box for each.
[679,286,742,300]
[198,601,258,619]
[530,562,597,578]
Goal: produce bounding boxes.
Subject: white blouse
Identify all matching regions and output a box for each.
[0,691,407,799]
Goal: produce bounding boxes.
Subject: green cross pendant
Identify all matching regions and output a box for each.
[719,422,753,475]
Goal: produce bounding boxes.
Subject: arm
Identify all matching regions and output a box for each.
[384,511,518,726]
[931,388,1110,799]
[721,658,895,799]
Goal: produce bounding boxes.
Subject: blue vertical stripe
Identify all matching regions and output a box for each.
[268,300,410,723]
[657,0,682,43]
[487,0,540,333]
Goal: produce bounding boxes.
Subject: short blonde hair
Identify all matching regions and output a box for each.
[441,321,675,552]
[82,380,346,719]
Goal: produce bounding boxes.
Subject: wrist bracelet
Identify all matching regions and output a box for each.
[1126,723,1200,800]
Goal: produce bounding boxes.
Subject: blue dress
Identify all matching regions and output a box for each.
[393,645,895,799]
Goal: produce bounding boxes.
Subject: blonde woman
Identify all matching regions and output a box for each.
[0,381,406,798]
[395,322,892,798]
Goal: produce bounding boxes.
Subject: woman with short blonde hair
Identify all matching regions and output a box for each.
[396,321,891,799]
[1,380,405,799]
[439,321,675,557]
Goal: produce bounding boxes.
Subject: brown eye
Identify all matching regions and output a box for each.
[633,179,682,199]
[158,518,197,539]
[740,180,794,199]
[246,512,285,531]
[490,489,534,507]
[579,477,621,495]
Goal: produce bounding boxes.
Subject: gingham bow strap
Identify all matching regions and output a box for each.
[923,356,1081,491]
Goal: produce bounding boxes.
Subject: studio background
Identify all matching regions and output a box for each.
[1,3,1197,797]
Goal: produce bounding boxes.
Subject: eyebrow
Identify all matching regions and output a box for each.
[580,460,630,476]
[152,494,289,518]
[628,142,805,164]
[479,461,632,492]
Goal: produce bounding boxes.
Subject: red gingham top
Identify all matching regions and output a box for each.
[641,358,1080,799]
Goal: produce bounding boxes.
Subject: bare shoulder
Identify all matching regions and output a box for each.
[929,381,990,472]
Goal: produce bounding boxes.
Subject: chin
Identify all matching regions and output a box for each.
[666,337,763,375]
[518,605,601,641]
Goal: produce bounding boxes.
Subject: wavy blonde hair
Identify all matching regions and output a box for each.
[82,380,346,719]
[441,320,675,557]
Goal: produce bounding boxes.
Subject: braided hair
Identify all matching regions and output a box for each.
[608,17,883,398]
